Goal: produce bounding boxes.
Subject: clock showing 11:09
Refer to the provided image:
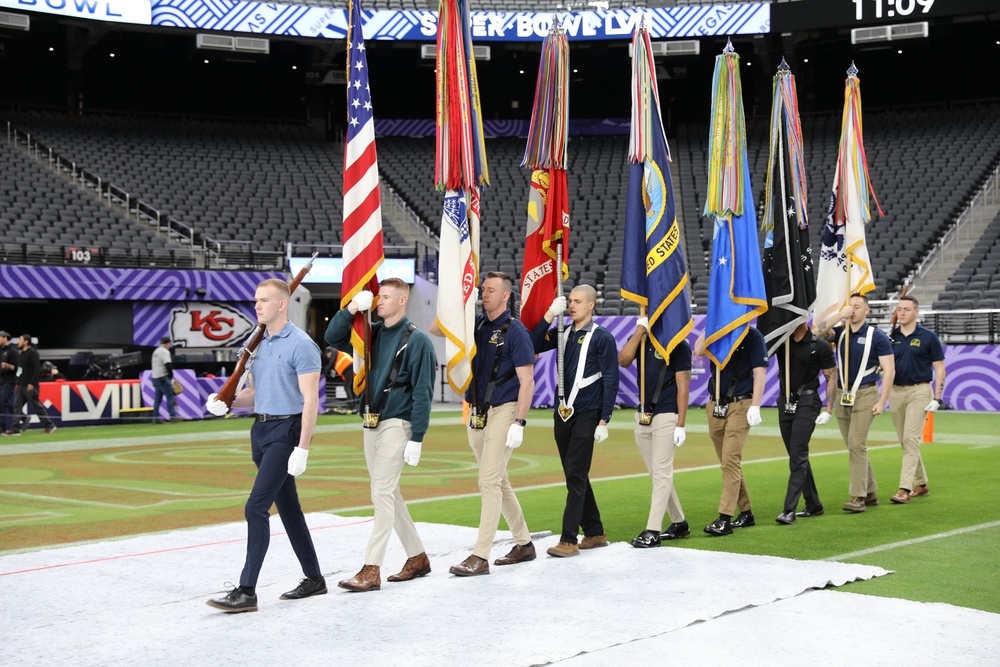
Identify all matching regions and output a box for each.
[853,0,936,21]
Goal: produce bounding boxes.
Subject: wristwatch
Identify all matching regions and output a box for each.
[514,418,527,426]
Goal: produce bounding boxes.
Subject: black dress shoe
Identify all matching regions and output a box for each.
[630,529,661,548]
[207,587,258,613]
[796,506,825,518]
[703,518,733,536]
[731,510,756,528]
[660,521,691,541]
[775,511,796,525]
[280,575,328,600]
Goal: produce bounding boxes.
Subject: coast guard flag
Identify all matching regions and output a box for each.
[621,30,692,360]
[435,188,479,394]
[813,66,880,327]
[340,0,383,393]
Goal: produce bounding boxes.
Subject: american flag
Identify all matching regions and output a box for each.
[341,0,383,393]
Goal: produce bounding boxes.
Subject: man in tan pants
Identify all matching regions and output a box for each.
[695,327,768,536]
[816,293,895,513]
[888,295,945,504]
[434,272,536,576]
[326,279,438,591]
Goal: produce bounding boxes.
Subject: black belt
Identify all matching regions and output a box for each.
[716,394,753,406]
[895,382,929,387]
[255,413,299,422]
[792,389,817,399]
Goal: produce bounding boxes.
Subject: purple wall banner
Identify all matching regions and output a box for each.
[0,265,282,302]
[532,316,999,413]
[134,301,257,347]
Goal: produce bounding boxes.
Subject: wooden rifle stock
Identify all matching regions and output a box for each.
[215,252,318,407]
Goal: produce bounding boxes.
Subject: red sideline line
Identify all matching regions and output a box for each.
[0,517,374,577]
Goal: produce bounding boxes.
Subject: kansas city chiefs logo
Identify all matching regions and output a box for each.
[169,302,256,347]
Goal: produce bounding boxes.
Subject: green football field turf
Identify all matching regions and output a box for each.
[2,408,998,613]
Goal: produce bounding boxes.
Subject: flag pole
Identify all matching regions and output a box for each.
[556,243,566,406]
[639,305,646,412]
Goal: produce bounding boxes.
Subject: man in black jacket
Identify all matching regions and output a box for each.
[0,331,19,435]
[10,335,57,435]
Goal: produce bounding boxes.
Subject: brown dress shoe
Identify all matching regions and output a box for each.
[546,542,580,558]
[890,489,911,504]
[387,552,431,582]
[494,542,536,566]
[580,534,609,549]
[864,492,879,506]
[910,484,930,497]
[449,554,490,577]
[842,497,867,513]
[338,564,381,592]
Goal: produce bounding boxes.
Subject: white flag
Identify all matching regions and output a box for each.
[434,187,479,394]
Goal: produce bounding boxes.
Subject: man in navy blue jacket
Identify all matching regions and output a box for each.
[532,285,619,558]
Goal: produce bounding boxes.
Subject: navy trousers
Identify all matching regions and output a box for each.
[553,408,604,544]
[777,392,823,513]
[239,416,321,587]
[0,383,14,432]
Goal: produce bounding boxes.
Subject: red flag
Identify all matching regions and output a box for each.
[519,168,569,332]
[340,0,383,393]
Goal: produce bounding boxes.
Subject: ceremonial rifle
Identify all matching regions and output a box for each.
[887,281,910,333]
[214,252,318,407]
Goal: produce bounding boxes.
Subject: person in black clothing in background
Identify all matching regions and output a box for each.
[773,322,837,525]
[0,331,19,436]
[10,334,57,436]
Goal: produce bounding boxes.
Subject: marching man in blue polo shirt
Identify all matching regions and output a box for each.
[888,295,945,504]
[205,278,325,612]
[815,292,895,514]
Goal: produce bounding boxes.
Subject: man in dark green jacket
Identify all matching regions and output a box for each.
[326,277,437,592]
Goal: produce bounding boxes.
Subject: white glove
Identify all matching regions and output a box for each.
[472,287,480,304]
[287,447,309,476]
[673,426,686,447]
[747,406,762,427]
[205,393,229,416]
[403,440,422,466]
[351,290,374,312]
[548,295,567,317]
[815,411,832,425]
[594,423,609,443]
[924,399,940,413]
[636,316,649,332]
[505,423,524,449]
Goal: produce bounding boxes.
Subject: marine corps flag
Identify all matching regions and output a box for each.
[434,0,489,394]
[621,25,692,361]
[340,0,383,393]
[520,20,570,333]
[703,41,767,370]
[757,60,815,356]
[813,62,882,328]
[520,168,569,332]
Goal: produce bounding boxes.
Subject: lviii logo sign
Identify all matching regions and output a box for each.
[169,302,256,347]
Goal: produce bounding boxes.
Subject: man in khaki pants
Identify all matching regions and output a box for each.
[433,271,536,576]
[888,295,945,504]
[816,293,895,513]
[326,278,438,592]
[695,327,768,536]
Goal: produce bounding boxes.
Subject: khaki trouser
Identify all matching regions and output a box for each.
[706,398,752,516]
[834,385,879,498]
[362,418,425,566]
[634,411,685,531]
[466,402,531,559]
[890,383,931,490]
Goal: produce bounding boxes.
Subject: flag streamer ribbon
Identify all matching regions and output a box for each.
[522,25,569,170]
[704,47,746,219]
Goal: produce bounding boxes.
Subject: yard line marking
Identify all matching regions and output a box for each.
[0,517,374,577]
[826,520,1000,562]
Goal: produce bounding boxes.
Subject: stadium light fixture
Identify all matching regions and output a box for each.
[0,10,29,31]
[852,21,929,45]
